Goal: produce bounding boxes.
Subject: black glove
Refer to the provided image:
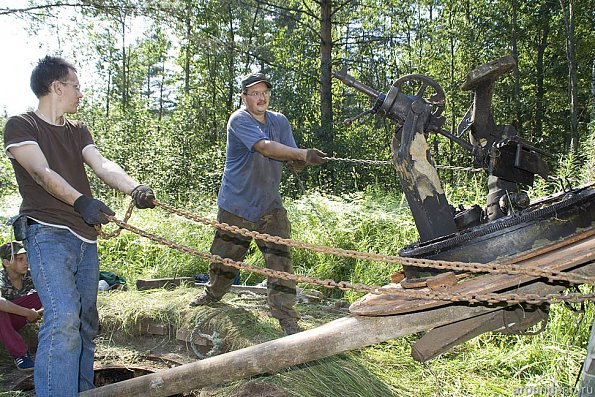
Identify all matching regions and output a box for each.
[305,148,327,165]
[131,185,156,209]
[73,195,115,225]
[287,160,307,172]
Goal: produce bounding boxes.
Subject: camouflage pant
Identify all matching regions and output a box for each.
[205,207,299,320]
[579,320,595,397]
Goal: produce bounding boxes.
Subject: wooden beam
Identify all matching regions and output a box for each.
[135,277,194,290]
[80,306,490,396]
[136,279,324,302]
[81,262,594,397]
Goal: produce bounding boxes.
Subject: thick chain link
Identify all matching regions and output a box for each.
[95,199,595,305]
[95,201,136,239]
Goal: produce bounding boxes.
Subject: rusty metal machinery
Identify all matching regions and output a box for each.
[333,55,592,281]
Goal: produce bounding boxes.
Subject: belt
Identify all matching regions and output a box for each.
[27,218,39,226]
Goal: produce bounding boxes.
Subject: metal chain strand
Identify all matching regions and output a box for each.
[102,211,595,306]
[435,164,484,172]
[324,156,392,165]
[152,199,595,286]
[95,201,136,239]
[324,156,483,172]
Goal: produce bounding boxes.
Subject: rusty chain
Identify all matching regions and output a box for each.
[324,156,484,172]
[95,201,136,239]
[152,200,595,286]
[95,199,595,305]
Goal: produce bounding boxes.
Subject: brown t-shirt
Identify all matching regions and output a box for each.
[3,112,97,241]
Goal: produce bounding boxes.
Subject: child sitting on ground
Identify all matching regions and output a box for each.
[0,241,43,371]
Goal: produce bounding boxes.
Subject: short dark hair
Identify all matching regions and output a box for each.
[30,56,77,98]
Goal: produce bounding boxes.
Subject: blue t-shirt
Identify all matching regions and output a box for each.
[217,107,297,222]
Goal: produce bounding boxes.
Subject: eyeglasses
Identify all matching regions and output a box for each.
[59,81,82,91]
[245,90,271,98]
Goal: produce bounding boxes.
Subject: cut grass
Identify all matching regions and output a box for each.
[92,287,591,397]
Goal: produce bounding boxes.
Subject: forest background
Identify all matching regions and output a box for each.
[0,0,594,203]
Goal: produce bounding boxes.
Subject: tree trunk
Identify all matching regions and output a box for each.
[121,17,128,108]
[510,0,521,135]
[560,0,579,153]
[319,0,333,139]
[226,2,235,116]
[448,2,456,185]
[106,68,111,117]
[158,60,165,125]
[320,0,334,190]
[535,3,550,141]
[591,58,595,123]
[184,3,191,95]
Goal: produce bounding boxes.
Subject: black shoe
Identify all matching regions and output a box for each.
[279,318,302,335]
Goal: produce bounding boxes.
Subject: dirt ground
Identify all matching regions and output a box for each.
[0,327,200,396]
[0,312,335,396]
[0,287,347,396]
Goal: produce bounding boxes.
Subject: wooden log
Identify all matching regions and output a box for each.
[136,278,194,290]
[80,304,498,397]
[81,261,595,397]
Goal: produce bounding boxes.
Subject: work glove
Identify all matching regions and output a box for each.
[131,185,156,209]
[73,195,115,225]
[287,160,307,172]
[305,148,327,165]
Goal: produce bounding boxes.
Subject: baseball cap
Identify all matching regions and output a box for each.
[0,241,26,262]
[241,73,272,92]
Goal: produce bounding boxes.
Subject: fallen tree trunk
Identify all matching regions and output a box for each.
[80,304,499,397]
[79,261,595,397]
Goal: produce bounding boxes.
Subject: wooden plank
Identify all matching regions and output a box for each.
[194,283,268,295]
[136,278,194,290]
[136,278,269,293]
[350,232,595,315]
[411,305,548,362]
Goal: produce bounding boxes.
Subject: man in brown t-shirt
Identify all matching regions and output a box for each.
[2,56,156,397]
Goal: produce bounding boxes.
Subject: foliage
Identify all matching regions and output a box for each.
[2,0,592,200]
[0,117,17,197]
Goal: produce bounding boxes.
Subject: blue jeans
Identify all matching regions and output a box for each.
[24,224,99,397]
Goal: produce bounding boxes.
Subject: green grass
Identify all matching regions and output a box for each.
[1,178,594,396]
[0,190,418,293]
[86,286,592,397]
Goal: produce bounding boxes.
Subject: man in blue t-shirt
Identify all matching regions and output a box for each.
[190,73,326,335]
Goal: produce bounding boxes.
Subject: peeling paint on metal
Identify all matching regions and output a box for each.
[410,133,445,200]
